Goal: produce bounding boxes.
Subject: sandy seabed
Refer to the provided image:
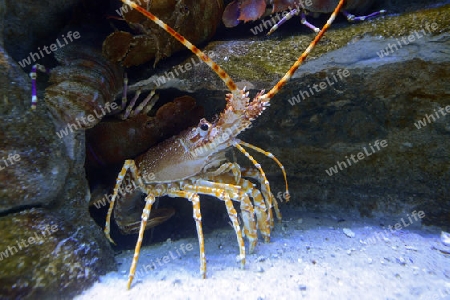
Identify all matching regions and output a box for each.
[75,208,450,300]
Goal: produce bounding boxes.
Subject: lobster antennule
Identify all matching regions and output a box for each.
[264,0,346,100]
[120,0,238,94]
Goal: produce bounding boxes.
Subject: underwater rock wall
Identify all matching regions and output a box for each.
[0,1,115,299]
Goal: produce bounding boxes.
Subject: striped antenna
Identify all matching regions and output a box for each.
[120,0,237,93]
[264,0,345,99]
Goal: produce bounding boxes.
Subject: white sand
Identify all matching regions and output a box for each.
[75,209,450,300]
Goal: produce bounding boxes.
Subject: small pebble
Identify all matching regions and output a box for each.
[172,279,182,286]
[343,228,355,238]
[441,231,450,246]
[405,245,418,251]
[396,257,406,266]
[257,256,266,262]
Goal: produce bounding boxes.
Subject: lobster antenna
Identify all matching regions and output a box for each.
[264,0,345,99]
[120,0,238,93]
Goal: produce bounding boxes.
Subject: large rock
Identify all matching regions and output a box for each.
[0,1,115,299]
[0,208,114,299]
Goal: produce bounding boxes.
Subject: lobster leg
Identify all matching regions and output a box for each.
[241,168,279,227]
[233,142,281,225]
[206,165,271,243]
[267,8,303,35]
[268,7,386,35]
[168,191,206,278]
[127,192,156,289]
[238,177,270,243]
[104,159,145,244]
[194,179,258,251]
[29,64,50,110]
[118,73,159,119]
[238,141,290,198]
[184,183,248,263]
[342,9,386,22]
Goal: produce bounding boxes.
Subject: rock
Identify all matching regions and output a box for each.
[441,231,450,247]
[343,228,355,238]
[4,0,85,65]
[0,208,114,299]
[0,2,115,298]
[0,43,70,212]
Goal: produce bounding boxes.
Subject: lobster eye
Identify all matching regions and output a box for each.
[200,123,209,131]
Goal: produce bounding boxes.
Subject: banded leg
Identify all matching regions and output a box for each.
[29,64,50,110]
[168,191,207,278]
[300,10,320,32]
[204,162,267,238]
[104,159,145,243]
[204,162,241,183]
[238,140,290,201]
[208,169,271,243]
[184,182,248,264]
[241,167,281,227]
[267,8,301,35]
[233,142,280,227]
[268,9,324,34]
[268,8,386,35]
[238,177,270,242]
[195,179,257,252]
[237,140,290,224]
[127,193,156,289]
[341,9,386,22]
[119,73,159,119]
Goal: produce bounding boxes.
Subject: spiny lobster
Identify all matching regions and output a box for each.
[105,0,346,289]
